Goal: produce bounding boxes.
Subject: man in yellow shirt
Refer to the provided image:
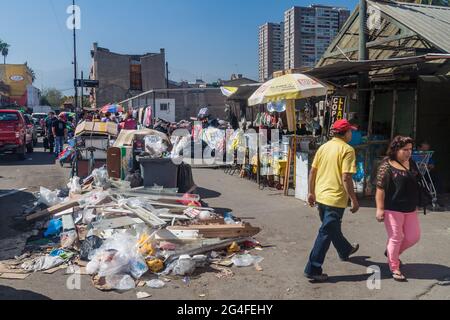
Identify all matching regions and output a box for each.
[304,119,360,282]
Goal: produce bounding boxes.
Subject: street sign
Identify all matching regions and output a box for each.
[74,79,99,88]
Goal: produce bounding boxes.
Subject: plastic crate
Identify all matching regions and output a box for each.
[137,157,179,188]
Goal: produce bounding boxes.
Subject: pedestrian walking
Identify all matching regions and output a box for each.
[52,114,67,157]
[304,119,360,282]
[375,136,421,282]
[44,111,56,153]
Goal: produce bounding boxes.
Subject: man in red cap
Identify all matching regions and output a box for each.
[304,119,360,282]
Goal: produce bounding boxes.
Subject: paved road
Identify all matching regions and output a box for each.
[0,141,449,300]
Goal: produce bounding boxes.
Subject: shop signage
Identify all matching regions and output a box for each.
[330,96,346,124]
[10,75,24,82]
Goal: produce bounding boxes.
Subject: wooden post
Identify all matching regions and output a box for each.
[364,89,375,196]
[286,100,296,132]
[413,88,418,141]
[391,89,397,140]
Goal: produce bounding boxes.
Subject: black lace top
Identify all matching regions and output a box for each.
[376,159,420,213]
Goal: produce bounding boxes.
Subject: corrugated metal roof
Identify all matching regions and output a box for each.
[367,1,450,53]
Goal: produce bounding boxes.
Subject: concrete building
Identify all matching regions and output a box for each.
[284,5,350,70]
[119,88,228,122]
[89,43,166,108]
[0,64,34,107]
[258,22,284,82]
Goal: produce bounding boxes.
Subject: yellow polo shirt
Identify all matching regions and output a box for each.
[312,138,356,208]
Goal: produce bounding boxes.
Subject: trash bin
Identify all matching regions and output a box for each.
[137,157,179,188]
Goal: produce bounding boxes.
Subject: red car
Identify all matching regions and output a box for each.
[0,110,34,160]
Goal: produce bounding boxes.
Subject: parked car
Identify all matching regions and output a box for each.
[0,110,34,160]
[32,113,47,137]
[24,114,38,146]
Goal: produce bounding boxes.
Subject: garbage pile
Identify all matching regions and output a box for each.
[1,168,263,293]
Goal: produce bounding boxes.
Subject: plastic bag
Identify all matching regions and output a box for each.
[146,279,165,289]
[87,232,143,277]
[79,190,111,208]
[144,135,168,158]
[82,208,97,225]
[44,219,63,238]
[92,167,109,187]
[60,230,78,249]
[129,257,149,279]
[105,274,136,291]
[163,254,207,276]
[80,236,103,261]
[231,254,264,267]
[38,187,65,207]
[67,176,82,194]
[21,255,65,272]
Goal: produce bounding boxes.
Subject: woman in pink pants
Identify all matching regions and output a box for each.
[375,136,421,281]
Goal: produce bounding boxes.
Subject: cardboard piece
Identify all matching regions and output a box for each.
[75,121,118,137]
[0,273,30,280]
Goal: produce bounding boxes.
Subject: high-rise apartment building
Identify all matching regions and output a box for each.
[284,5,350,70]
[258,22,284,82]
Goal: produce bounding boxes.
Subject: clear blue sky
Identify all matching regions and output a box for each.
[1,0,358,93]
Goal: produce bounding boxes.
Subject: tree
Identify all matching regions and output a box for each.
[40,88,64,107]
[0,40,10,64]
[25,62,36,83]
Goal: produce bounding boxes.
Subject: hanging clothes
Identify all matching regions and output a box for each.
[143,106,152,127]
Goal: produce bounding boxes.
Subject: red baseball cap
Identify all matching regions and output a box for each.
[331,119,357,133]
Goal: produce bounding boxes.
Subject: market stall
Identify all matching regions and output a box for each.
[248,71,333,199]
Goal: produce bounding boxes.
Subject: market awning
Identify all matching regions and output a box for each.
[306,54,450,79]
[226,83,261,101]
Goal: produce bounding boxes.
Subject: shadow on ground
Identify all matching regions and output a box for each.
[326,256,450,283]
[0,285,51,300]
[195,187,221,199]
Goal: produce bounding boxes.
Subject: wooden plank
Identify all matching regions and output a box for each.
[43,265,66,274]
[123,205,167,228]
[91,216,143,230]
[0,264,29,274]
[0,273,30,280]
[26,200,79,221]
[168,223,261,239]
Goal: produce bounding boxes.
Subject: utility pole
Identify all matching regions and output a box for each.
[358,0,369,129]
[80,71,84,113]
[72,0,79,122]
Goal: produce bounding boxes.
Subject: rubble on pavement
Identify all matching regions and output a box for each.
[0,167,263,293]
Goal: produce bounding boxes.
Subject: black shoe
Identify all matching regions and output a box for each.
[340,243,359,261]
[304,273,329,282]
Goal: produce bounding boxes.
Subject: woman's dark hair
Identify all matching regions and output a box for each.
[386,136,414,160]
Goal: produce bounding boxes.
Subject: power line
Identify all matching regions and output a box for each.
[48,0,72,57]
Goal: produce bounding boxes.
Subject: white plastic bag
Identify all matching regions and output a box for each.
[144,135,168,158]
[68,176,82,194]
[92,167,109,187]
[105,274,136,291]
[231,254,264,267]
[38,187,65,207]
[146,279,166,289]
[60,230,78,249]
[82,208,96,225]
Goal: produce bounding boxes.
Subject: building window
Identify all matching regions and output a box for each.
[160,103,169,111]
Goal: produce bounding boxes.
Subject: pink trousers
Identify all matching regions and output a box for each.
[384,210,421,272]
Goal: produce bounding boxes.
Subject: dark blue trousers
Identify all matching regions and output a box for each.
[304,203,353,276]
